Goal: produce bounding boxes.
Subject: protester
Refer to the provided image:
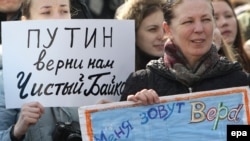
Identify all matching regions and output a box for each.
[0,0,23,44]
[212,0,250,72]
[237,3,250,41]
[0,0,92,45]
[70,0,93,19]
[0,0,82,141]
[85,0,124,19]
[120,0,248,105]
[213,27,236,62]
[116,0,167,70]
[0,0,22,69]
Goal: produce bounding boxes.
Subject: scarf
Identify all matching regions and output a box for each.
[163,40,220,86]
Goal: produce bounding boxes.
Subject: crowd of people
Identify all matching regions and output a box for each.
[120,0,249,103]
[0,0,250,141]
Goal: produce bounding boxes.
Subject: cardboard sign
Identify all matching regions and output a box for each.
[1,19,135,108]
[78,86,250,141]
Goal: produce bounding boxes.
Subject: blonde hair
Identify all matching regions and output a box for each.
[219,39,237,62]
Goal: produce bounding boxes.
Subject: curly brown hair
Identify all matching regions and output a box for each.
[116,0,167,31]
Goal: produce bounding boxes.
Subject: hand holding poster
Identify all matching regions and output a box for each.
[78,86,250,141]
[1,19,135,108]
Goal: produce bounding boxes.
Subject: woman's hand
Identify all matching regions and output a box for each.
[127,89,160,105]
[14,102,44,139]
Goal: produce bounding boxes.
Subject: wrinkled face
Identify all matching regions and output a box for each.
[136,10,165,57]
[0,0,23,13]
[166,0,214,62]
[212,1,237,46]
[27,0,70,20]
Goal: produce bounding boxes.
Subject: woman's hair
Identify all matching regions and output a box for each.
[21,0,31,19]
[164,0,214,25]
[116,0,167,31]
[212,0,250,72]
[218,39,237,62]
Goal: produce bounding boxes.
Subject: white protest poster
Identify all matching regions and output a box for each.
[1,19,135,108]
[78,86,250,141]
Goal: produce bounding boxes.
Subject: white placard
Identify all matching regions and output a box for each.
[1,19,135,108]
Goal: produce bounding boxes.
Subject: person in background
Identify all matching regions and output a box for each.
[70,0,93,19]
[0,0,92,70]
[116,0,167,70]
[0,0,91,51]
[0,0,23,75]
[237,2,250,63]
[213,27,236,62]
[237,2,250,42]
[85,0,124,19]
[0,0,82,141]
[0,0,23,44]
[120,0,248,107]
[212,0,250,73]
[0,0,22,20]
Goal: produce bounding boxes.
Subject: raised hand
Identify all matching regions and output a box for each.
[13,102,44,139]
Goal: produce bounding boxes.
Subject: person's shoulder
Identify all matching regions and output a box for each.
[218,57,241,66]
[70,0,92,19]
[129,69,150,78]
[211,58,244,76]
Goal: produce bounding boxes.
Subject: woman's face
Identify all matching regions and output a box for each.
[165,0,214,63]
[212,1,237,46]
[28,0,70,20]
[0,0,22,13]
[136,9,165,57]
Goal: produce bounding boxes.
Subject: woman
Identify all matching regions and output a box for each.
[0,0,80,141]
[120,0,248,105]
[116,0,166,71]
[212,0,250,72]
[213,27,236,62]
[0,0,23,44]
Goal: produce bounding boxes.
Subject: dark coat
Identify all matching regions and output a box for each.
[120,58,249,101]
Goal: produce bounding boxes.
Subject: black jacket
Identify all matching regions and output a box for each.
[120,58,249,101]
